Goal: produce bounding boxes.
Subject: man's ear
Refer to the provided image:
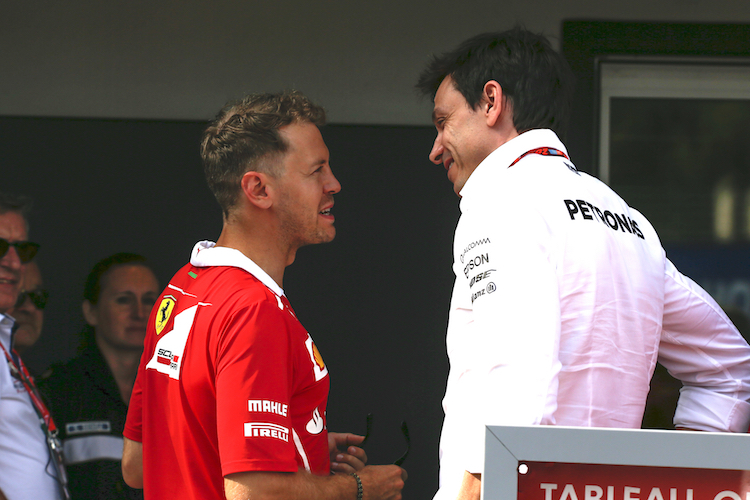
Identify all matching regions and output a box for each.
[82,300,98,327]
[482,80,504,127]
[240,171,273,209]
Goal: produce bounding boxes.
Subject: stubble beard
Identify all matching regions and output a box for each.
[276,196,335,250]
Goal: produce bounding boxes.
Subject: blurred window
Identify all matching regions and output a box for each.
[598,59,750,243]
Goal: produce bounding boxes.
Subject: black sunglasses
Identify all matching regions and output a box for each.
[15,289,49,310]
[0,238,40,264]
[360,413,410,467]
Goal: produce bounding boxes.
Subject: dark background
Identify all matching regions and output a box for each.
[2,116,457,498]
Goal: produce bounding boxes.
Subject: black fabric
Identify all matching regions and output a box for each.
[38,343,143,500]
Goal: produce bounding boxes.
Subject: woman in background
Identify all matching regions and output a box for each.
[40,252,159,500]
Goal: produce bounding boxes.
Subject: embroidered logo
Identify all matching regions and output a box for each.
[66,421,112,436]
[305,407,325,435]
[155,295,176,335]
[305,335,328,382]
[244,422,289,442]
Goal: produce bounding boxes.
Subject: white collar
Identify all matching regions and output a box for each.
[0,313,15,352]
[459,129,567,199]
[189,241,284,297]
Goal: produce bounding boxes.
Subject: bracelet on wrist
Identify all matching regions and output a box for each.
[349,472,363,500]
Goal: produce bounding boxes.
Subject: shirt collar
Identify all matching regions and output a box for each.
[459,129,567,200]
[0,312,15,354]
[189,241,284,297]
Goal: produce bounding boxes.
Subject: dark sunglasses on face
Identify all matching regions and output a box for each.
[15,289,49,310]
[0,238,40,264]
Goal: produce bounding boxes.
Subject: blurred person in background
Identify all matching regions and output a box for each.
[39,252,159,500]
[8,261,47,355]
[0,191,66,500]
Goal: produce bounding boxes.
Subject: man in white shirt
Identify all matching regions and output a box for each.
[416,28,750,500]
[0,192,65,500]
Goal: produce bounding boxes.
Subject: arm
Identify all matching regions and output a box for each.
[328,432,367,473]
[122,437,143,488]
[224,465,406,500]
[659,259,750,432]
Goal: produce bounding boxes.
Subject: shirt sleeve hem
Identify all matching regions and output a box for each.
[123,426,142,443]
[222,459,299,477]
[674,386,750,432]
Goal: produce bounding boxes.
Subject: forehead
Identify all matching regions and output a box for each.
[0,211,28,241]
[279,122,329,164]
[433,76,469,116]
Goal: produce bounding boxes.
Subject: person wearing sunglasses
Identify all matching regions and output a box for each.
[8,261,47,355]
[0,192,67,500]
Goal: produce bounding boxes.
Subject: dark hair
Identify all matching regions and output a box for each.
[416,27,575,135]
[200,90,326,217]
[0,192,32,220]
[79,252,155,351]
[83,252,151,305]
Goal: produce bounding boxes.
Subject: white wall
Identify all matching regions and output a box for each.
[2,0,750,125]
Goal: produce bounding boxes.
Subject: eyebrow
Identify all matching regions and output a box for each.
[431,105,447,124]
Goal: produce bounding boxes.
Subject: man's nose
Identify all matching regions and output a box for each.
[0,246,23,270]
[326,170,342,195]
[429,135,443,165]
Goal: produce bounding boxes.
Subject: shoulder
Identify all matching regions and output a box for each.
[36,354,89,407]
[38,354,87,386]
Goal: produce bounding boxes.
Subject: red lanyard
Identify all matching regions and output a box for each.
[2,339,71,499]
[509,147,569,167]
[1,341,56,432]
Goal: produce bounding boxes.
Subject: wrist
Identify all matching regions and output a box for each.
[349,472,363,500]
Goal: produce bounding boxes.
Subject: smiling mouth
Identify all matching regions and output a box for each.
[444,158,454,171]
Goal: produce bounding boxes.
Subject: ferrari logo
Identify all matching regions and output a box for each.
[155,295,176,335]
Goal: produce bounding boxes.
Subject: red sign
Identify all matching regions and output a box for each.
[517,462,750,500]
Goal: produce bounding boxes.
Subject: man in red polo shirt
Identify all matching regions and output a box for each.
[123,91,406,500]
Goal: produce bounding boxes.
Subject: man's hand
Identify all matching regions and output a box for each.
[329,432,367,473]
[358,465,408,500]
[457,471,481,500]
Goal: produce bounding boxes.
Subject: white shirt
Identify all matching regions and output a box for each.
[435,129,750,500]
[0,313,61,500]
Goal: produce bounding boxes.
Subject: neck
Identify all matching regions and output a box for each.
[215,215,295,288]
[95,336,142,405]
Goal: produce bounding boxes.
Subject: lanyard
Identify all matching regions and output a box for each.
[1,342,56,431]
[1,341,71,500]
[509,147,569,167]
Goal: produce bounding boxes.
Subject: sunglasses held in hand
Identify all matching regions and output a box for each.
[360,413,410,467]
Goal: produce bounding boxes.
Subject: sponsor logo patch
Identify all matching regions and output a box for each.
[460,238,491,264]
[155,295,176,335]
[306,408,325,435]
[66,420,112,436]
[244,422,289,442]
[305,335,328,382]
[248,399,288,417]
[564,199,645,240]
